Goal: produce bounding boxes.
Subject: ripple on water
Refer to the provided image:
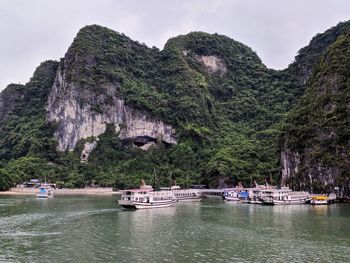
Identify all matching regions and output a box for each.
[0,213,51,231]
[2,231,62,238]
[0,197,350,263]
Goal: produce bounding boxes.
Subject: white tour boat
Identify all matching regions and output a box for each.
[36,183,55,198]
[248,181,279,204]
[222,190,240,201]
[160,186,203,202]
[272,191,309,205]
[118,184,177,209]
[262,188,309,205]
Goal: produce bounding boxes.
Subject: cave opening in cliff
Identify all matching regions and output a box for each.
[133,136,157,147]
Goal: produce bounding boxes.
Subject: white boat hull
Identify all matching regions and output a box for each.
[118,199,177,209]
[36,190,54,198]
[134,200,177,209]
[36,194,54,198]
[273,199,308,205]
[249,200,263,204]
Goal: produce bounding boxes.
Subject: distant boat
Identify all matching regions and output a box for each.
[118,183,177,209]
[310,195,329,205]
[239,191,250,203]
[249,189,267,204]
[201,189,225,199]
[160,186,203,202]
[261,188,309,205]
[36,183,55,198]
[222,190,240,201]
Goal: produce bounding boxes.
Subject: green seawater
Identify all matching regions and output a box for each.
[0,195,349,263]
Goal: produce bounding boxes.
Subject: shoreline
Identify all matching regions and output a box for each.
[0,187,120,196]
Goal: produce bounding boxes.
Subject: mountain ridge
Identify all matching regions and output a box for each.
[1,21,349,194]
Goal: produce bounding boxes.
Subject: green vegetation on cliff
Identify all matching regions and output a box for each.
[281,29,350,193]
[1,22,350,191]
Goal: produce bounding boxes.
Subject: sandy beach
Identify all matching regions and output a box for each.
[0,187,119,196]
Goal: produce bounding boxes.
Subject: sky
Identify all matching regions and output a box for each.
[0,0,350,90]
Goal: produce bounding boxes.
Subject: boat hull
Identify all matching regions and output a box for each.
[175,197,202,202]
[134,200,177,209]
[118,199,177,209]
[310,200,328,205]
[36,195,53,198]
[224,196,240,201]
[272,199,308,205]
[249,200,263,204]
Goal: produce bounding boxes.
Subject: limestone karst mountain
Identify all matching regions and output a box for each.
[1,22,350,194]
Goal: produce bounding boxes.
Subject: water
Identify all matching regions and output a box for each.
[0,195,349,263]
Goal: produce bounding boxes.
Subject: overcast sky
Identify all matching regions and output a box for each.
[0,0,349,90]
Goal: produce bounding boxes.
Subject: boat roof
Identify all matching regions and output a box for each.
[122,188,153,192]
[312,195,328,200]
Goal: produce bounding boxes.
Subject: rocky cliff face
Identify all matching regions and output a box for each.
[288,20,350,84]
[0,84,24,125]
[280,147,345,191]
[3,23,350,190]
[281,29,350,196]
[47,64,177,153]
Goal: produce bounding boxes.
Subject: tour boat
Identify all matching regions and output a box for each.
[201,189,224,199]
[118,184,177,209]
[239,191,250,203]
[262,188,309,205]
[36,184,55,198]
[160,186,203,202]
[222,190,240,201]
[249,189,270,204]
[272,191,309,205]
[248,181,278,204]
[310,195,329,205]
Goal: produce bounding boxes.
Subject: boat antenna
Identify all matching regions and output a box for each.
[169,171,172,187]
[153,168,157,190]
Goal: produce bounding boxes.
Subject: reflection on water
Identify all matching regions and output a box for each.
[0,195,349,263]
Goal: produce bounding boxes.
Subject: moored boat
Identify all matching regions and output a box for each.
[310,195,329,205]
[160,186,202,202]
[249,189,270,204]
[118,183,177,209]
[261,188,309,205]
[36,183,55,198]
[272,191,309,205]
[200,189,225,199]
[239,191,250,203]
[223,190,239,201]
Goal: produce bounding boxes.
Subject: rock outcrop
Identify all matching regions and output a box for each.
[280,146,348,195]
[0,84,24,125]
[47,65,177,152]
[280,148,300,186]
[193,54,227,75]
[281,29,350,196]
[80,140,98,162]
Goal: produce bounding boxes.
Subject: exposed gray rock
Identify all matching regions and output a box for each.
[280,148,300,186]
[46,65,177,153]
[193,54,227,75]
[281,146,347,194]
[139,141,156,151]
[81,140,98,162]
